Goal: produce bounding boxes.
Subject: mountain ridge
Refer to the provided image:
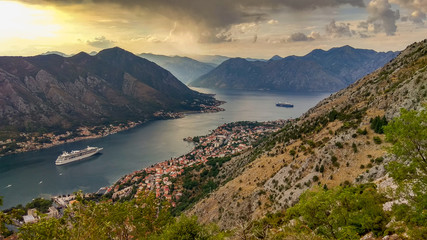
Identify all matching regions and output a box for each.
[0,47,219,137]
[139,53,216,84]
[187,39,427,230]
[190,46,399,91]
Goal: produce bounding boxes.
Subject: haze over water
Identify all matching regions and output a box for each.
[0,88,331,209]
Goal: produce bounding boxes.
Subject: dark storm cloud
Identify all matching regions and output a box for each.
[22,0,365,28]
[19,0,365,42]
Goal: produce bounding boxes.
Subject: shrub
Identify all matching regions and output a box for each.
[312,175,319,182]
[370,116,388,134]
[373,136,382,144]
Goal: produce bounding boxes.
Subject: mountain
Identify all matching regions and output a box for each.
[269,55,282,61]
[0,47,218,135]
[190,55,230,66]
[41,51,72,57]
[139,53,216,84]
[187,39,427,229]
[189,46,399,91]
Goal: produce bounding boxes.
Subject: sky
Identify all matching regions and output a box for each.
[0,0,426,59]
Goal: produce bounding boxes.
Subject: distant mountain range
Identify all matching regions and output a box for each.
[190,55,231,66]
[140,53,267,84]
[41,51,98,57]
[189,46,399,92]
[139,53,216,84]
[0,47,217,134]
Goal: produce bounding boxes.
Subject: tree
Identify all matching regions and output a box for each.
[384,107,427,238]
[18,192,173,240]
[285,184,389,239]
[0,196,12,238]
[26,198,52,213]
[384,108,427,186]
[156,215,226,240]
[18,218,70,240]
[370,116,388,134]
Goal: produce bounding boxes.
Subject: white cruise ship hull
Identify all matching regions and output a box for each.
[55,147,103,166]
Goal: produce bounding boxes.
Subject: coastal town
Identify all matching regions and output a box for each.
[0,104,224,157]
[103,119,288,206]
[0,121,143,156]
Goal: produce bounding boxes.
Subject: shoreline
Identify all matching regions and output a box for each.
[0,105,225,158]
[52,119,289,208]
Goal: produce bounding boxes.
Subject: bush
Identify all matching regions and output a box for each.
[286,184,390,239]
[352,143,358,153]
[357,128,368,135]
[370,116,388,134]
[25,198,52,213]
[373,136,382,144]
[312,175,319,182]
[157,215,225,240]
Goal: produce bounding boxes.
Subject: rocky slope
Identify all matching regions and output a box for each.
[189,46,398,92]
[139,53,216,84]
[0,48,218,136]
[187,39,427,229]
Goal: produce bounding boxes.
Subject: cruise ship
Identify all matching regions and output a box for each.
[276,102,294,108]
[55,146,103,165]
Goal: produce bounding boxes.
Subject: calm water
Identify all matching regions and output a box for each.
[0,88,331,209]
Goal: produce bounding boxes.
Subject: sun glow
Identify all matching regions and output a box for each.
[0,1,60,40]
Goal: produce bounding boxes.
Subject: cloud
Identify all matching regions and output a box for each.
[408,10,427,24]
[130,35,163,43]
[390,0,427,12]
[86,36,115,48]
[325,20,353,37]
[287,32,320,42]
[365,0,400,36]
[359,32,371,38]
[19,0,365,43]
[198,30,233,43]
[391,1,427,24]
[267,19,279,24]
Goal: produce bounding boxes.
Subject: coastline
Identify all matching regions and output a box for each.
[0,104,225,158]
[53,119,289,208]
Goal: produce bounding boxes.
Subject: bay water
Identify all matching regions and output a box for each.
[0,88,331,209]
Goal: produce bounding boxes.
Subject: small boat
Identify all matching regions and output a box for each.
[276,102,294,108]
